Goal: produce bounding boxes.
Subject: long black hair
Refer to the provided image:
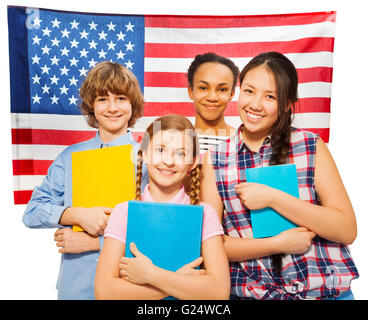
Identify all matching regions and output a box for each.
[239,52,298,276]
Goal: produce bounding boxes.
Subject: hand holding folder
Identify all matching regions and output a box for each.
[72,206,112,236]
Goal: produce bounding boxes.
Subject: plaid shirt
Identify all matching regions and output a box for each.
[211,125,359,300]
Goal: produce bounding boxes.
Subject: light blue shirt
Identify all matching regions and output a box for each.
[22,131,148,299]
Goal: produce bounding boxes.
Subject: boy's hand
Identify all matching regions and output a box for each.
[60,206,111,236]
[54,228,100,253]
[75,207,111,236]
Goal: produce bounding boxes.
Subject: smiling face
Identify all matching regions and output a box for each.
[237,64,279,141]
[188,62,235,124]
[93,91,132,142]
[143,129,197,196]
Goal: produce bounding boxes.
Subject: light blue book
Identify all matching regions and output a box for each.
[125,201,204,300]
[125,201,203,272]
[245,164,299,238]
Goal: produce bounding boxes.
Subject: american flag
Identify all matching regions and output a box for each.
[8,6,336,204]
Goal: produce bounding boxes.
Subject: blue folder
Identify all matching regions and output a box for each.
[125,201,204,272]
[245,164,299,238]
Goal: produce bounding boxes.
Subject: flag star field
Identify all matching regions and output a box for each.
[27,10,145,115]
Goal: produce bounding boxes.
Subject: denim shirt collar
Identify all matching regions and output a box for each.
[95,130,136,148]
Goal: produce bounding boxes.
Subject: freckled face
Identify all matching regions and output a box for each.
[93,91,132,138]
[188,62,235,123]
[237,65,279,139]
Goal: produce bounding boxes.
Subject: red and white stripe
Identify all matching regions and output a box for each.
[11,11,336,204]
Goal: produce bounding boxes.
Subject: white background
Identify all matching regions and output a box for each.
[0,0,367,299]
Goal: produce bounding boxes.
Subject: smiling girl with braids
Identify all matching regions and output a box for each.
[200,52,359,300]
[95,114,230,299]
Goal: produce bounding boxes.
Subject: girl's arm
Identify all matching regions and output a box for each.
[95,237,168,300]
[223,228,315,262]
[121,236,230,300]
[237,138,357,244]
[200,151,315,262]
[199,151,224,216]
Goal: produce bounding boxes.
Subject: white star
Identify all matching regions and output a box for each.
[70,38,79,48]
[41,45,51,55]
[32,16,42,28]
[51,37,60,47]
[79,67,88,77]
[116,50,126,60]
[107,21,116,31]
[70,19,79,30]
[88,58,98,68]
[51,18,61,28]
[50,55,60,65]
[59,85,69,95]
[80,29,89,39]
[89,21,98,30]
[79,48,89,58]
[42,27,52,37]
[69,76,78,86]
[69,57,79,67]
[32,35,41,45]
[125,22,134,32]
[98,49,107,59]
[98,30,107,40]
[89,40,98,49]
[116,31,126,41]
[50,75,60,85]
[61,28,70,38]
[31,54,41,64]
[60,47,70,56]
[107,40,116,51]
[41,64,50,74]
[41,84,50,94]
[68,95,78,105]
[125,41,134,51]
[32,74,41,84]
[50,94,60,104]
[60,65,70,75]
[125,60,134,69]
[32,94,41,104]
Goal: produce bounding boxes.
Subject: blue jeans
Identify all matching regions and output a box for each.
[332,289,354,300]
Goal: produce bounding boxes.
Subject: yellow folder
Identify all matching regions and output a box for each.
[72,144,136,232]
